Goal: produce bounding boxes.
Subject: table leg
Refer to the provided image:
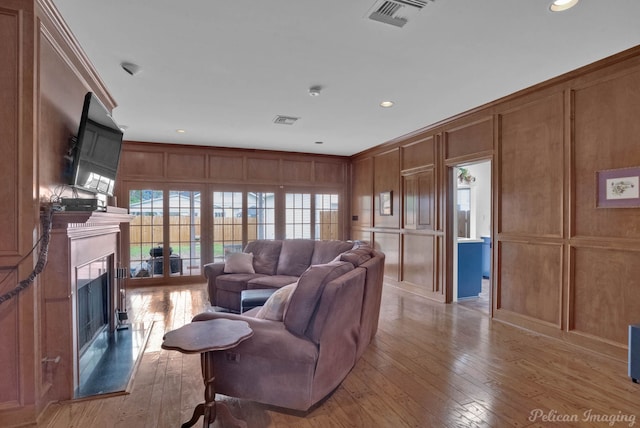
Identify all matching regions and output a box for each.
[180,352,215,428]
[181,351,247,428]
[202,352,216,427]
[181,403,205,428]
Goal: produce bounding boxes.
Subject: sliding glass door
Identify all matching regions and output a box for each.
[124,184,342,282]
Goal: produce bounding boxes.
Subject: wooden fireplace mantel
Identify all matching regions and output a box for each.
[42,208,133,402]
[51,207,133,229]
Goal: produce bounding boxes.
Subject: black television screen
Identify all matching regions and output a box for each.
[70,92,124,196]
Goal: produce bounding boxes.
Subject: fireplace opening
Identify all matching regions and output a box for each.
[76,256,112,386]
[77,269,108,353]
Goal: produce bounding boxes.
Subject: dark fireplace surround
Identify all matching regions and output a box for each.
[41,210,132,402]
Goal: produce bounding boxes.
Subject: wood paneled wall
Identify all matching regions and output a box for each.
[117,142,351,285]
[351,45,640,360]
[119,142,349,188]
[0,1,117,426]
[0,5,32,422]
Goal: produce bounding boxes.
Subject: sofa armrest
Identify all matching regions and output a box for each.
[203,262,225,279]
[203,262,225,305]
[192,311,318,362]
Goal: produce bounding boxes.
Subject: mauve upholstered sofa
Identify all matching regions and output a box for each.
[204,239,359,313]
[193,240,385,411]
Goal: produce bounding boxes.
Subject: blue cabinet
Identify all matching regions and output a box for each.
[481,236,491,278]
[458,239,483,299]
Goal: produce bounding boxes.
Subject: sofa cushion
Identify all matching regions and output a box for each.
[284,261,354,337]
[247,275,299,289]
[339,247,373,267]
[277,239,315,276]
[224,252,255,273]
[244,240,283,275]
[255,282,297,321]
[311,240,354,265]
[216,273,267,293]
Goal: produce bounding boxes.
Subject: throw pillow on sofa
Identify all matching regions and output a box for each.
[224,252,255,274]
[255,282,297,321]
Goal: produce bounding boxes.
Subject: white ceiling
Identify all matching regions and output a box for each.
[52,0,640,156]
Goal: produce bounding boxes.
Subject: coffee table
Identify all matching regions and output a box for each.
[162,318,253,428]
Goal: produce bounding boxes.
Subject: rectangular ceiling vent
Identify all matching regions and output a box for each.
[367,0,433,28]
[273,115,299,125]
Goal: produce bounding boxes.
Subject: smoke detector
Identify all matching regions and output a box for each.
[366,0,433,28]
[121,62,142,76]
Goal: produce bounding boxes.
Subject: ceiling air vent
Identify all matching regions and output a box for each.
[273,115,299,125]
[367,0,433,28]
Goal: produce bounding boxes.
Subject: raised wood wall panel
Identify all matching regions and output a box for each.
[572,246,640,345]
[351,157,373,228]
[401,136,434,170]
[208,154,244,181]
[373,231,399,281]
[314,161,345,184]
[166,153,206,180]
[497,241,562,326]
[444,118,493,160]
[0,8,20,255]
[573,69,640,239]
[418,172,434,229]
[498,93,564,237]
[281,159,312,183]
[119,148,165,178]
[246,157,280,182]
[38,26,93,199]
[403,169,434,230]
[0,271,19,404]
[402,233,435,291]
[403,175,417,228]
[373,149,400,229]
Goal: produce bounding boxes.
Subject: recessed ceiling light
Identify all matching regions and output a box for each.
[176,129,186,133]
[549,0,579,12]
[380,101,394,108]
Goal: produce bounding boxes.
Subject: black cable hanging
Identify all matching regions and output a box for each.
[0,206,54,305]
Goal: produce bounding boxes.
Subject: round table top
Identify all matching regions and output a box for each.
[161,318,253,354]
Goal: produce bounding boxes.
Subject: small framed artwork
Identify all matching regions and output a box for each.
[596,167,640,208]
[379,191,392,216]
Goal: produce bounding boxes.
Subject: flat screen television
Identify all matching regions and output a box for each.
[69,92,124,196]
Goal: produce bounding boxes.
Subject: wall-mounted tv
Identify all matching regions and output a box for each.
[69,92,124,196]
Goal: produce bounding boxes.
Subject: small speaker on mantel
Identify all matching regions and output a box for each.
[629,324,640,383]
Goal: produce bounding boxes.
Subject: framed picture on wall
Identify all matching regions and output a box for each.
[379,191,392,215]
[596,166,640,208]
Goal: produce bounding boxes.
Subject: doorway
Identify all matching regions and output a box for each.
[452,160,492,314]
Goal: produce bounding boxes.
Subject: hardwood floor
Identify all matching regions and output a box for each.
[37,282,639,428]
[457,278,490,315]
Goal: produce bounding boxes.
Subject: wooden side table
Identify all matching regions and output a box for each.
[162,318,253,428]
